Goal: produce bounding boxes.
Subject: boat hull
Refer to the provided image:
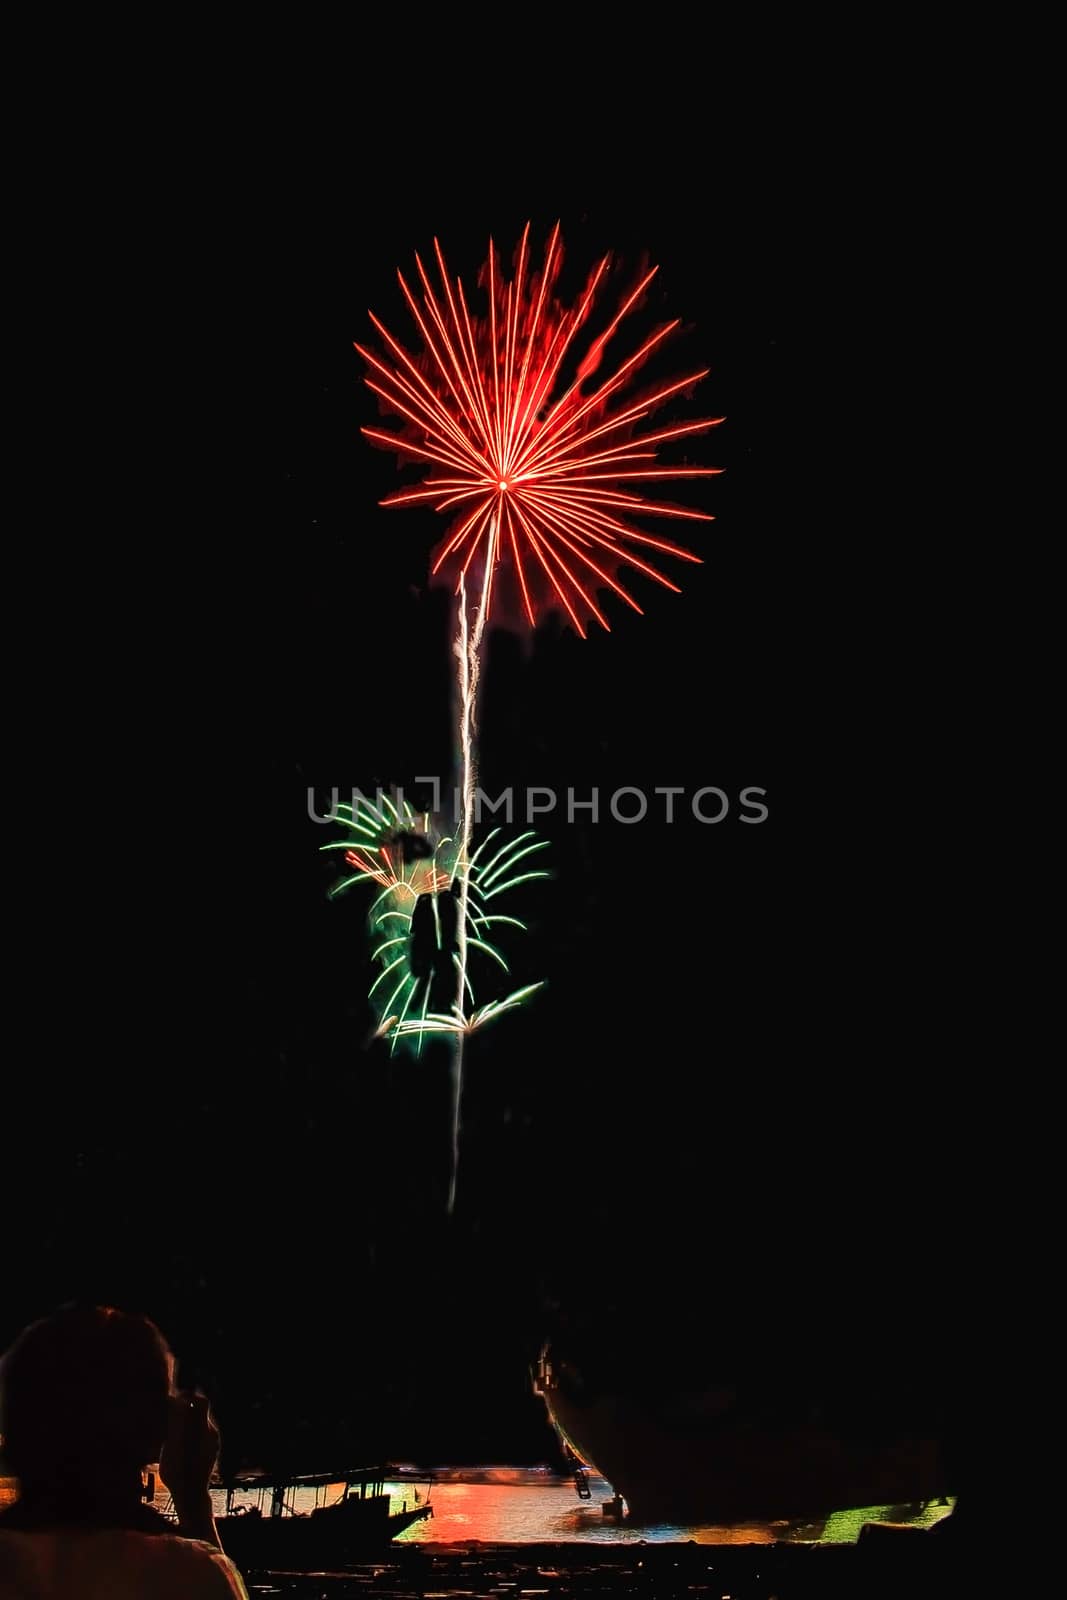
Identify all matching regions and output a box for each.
[217,1502,431,1568]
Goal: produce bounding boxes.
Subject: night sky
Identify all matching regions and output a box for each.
[5,140,986,1486]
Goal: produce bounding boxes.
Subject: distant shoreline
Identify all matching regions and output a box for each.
[402,1466,577,1488]
[1,1467,578,1501]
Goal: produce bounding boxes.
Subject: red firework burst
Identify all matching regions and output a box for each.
[356,222,723,638]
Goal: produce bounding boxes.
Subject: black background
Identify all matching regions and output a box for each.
[4,114,987,1483]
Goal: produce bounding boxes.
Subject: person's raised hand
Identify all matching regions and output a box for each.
[160,1390,221,1544]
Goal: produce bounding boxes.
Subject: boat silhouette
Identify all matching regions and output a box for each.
[207,1464,433,1568]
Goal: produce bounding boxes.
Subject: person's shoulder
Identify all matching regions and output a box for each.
[149,1535,249,1596]
[0,1529,249,1599]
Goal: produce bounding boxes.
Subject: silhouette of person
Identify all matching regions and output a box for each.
[0,1304,248,1597]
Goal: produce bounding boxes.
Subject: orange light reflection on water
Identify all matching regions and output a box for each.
[393,1477,794,1544]
[1,1474,954,1546]
[391,1477,954,1547]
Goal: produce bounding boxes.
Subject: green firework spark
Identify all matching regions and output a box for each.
[323,794,547,1054]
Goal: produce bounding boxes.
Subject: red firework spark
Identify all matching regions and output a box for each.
[356,222,723,637]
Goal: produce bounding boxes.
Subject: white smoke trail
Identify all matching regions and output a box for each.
[448,514,499,1212]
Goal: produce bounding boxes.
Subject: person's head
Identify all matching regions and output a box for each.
[0,1305,175,1492]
